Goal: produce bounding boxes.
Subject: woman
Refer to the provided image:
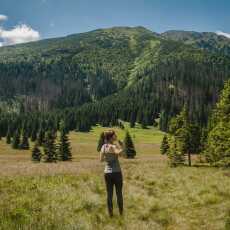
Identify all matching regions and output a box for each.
[100,130,124,217]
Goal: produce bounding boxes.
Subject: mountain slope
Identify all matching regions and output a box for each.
[0,27,159,109]
[162,30,230,56]
[0,26,230,130]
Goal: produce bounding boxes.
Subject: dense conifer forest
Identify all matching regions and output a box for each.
[0,26,230,148]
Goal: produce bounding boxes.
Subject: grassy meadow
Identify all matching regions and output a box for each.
[0,124,229,230]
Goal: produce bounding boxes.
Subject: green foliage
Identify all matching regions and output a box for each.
[37,128,45,146]
[205,80,230,167]
[43,131,57,163]
[167,106,201,166]
[11,130,20,149]
[160,134,169,155]
[123,131,136,158]
[20,130,30,150]
[0,27,229,134]
[162,30,230,57]
[205,122,230,167]
[58,127,72,161]
[31,142,42,162]
[167,136,185,167]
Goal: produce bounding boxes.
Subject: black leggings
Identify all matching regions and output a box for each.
[104,172,123,216]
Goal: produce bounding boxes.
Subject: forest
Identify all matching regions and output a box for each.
[0,26,230,165]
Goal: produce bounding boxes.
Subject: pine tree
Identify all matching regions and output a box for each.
[168,136,185,167]
[176,127,191,166]
[160,134,169,155]
[12,130,20,149]
[58,127,72,161]
[123,131,136,158]
[20,130,30,150]
[168,106,192,166]
[97,132,105,152]
[31,142,42,162]
[43,131,57,163]
[205,80,230,167]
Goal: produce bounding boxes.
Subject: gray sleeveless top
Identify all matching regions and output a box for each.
[101,144,121,173]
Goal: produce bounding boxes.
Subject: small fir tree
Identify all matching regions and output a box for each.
[43,131,57,163]
[205,80,230,167]
[168,106,196,166]
[31,142,42,162]
[160,134,169,155]
[20,130,30,150]
[12,130,20,149]
[58,128,72,161]
[168,136,185,167]
[123,131,136,158]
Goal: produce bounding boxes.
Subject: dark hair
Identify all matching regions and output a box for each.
[103,130,116,143]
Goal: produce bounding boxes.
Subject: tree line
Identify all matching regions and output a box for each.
[160,79,230,167]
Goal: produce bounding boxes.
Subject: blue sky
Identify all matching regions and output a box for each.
[0,0,230,45]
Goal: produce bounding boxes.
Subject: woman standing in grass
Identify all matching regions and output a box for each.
[100,130,124,217]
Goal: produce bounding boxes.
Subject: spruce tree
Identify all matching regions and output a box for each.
[31,142,42,162]
[12,130,20,149]
[43,131,57,163]
[58,124,72,161]
[168,106,192,166]
[160,134,169,155]
[97,132,105,152]
[205,80,230,167]
[123,131,136,158]
[20,130,30,150]
[168,136,185,167]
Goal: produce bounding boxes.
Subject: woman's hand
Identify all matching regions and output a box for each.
[118,140,124,147]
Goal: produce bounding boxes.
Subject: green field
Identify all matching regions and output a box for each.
[0,125,229,230]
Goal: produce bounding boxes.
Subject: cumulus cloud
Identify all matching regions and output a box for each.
[216,31,230,39]
[0,14,8,22]
[0,24,40,46]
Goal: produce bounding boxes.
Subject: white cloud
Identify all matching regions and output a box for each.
[0,24,40,46]
[216,31,230,39]
[0,14,8,22]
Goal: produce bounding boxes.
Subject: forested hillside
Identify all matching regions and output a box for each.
[162,30,230,56]
[0,26,230,131]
